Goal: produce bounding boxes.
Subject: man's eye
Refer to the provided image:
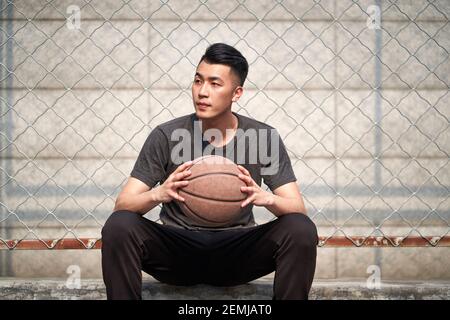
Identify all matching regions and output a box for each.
[212,83,220,86]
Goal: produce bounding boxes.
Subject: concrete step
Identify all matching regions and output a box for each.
[1,276,450,300]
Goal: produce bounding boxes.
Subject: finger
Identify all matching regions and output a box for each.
[237,165,250,176]
[241,195,255,207]
[238,173,251,182]
[240,186,255,193]
[169,190,185,202]
[238,174,255,186]
[174,160,194,174]
[174,180,189,188]
[174,170,191,181]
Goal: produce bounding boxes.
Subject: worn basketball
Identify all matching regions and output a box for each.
[176,155,247,227]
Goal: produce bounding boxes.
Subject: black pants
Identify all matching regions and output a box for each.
[101,210,318,300]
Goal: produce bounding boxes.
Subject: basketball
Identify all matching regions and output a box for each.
[176,155,247,227]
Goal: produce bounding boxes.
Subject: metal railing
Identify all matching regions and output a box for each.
[0,0,449,249]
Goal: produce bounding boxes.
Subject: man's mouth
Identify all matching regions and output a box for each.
[197,102,211,109]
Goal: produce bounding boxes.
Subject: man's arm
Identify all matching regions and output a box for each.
[113,177,161,215]
[238,165,307,217]
[114,161,193,215]
[264,182,307,217]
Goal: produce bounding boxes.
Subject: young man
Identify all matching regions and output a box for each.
[101,43,318,300]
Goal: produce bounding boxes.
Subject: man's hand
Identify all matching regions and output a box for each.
[237,165,275,208]
[156,161,193,203]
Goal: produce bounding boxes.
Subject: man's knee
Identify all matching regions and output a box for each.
[277,213,318,248]
[101,210,142,243]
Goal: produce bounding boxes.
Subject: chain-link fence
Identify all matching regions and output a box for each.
[0,0,449,251]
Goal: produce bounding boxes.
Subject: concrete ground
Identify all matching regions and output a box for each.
[1,275,449,300]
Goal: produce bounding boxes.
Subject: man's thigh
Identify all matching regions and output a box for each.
[201,220,281,286]
[142,219,284,287]
[141,222,212,285]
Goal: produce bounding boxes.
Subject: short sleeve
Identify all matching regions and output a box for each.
[130,127,169,188]
[261,129,297,191]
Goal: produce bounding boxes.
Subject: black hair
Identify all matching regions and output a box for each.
[199,43,249,86]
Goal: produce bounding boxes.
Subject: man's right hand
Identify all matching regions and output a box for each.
[155,161,193,203]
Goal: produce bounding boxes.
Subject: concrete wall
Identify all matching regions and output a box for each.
[1,0,449,280]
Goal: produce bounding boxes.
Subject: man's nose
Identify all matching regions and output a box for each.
[199,83,209,97]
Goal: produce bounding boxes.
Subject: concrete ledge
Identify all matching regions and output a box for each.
[1,277,450,300]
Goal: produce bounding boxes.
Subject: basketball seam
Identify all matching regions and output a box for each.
[185,171,239,181]
[181,201,233,225]
[179,189,245,202]
[191,155,233,165]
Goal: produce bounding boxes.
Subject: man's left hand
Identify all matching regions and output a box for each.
[237,165,274,208]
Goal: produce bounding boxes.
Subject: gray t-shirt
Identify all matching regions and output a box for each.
[131,112,297,230]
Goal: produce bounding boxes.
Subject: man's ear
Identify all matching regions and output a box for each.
[232,86,244,103]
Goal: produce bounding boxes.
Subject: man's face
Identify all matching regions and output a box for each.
[192,60,242,120]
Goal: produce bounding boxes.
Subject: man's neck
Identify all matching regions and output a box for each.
[200,111,238,147]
